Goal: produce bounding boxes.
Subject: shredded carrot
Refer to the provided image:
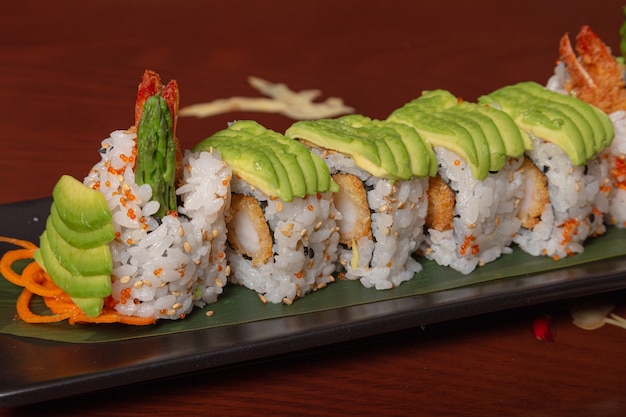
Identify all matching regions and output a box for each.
[0,236,38,250]
[0,248,34,286]
[20,261,64,298]
[16,288,73,323]
[0,236,156,326]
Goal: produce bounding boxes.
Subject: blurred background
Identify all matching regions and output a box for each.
[1,0,624,203]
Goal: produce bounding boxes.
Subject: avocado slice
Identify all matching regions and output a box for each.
[52,175,112,232]
[49,203,115,250]
[38,232,112,300]
[471,102,528,157]
[45,216,112,276]
[286,114,434,180]
[35,175,115,317]
[194,120,338,201]
[70,297,105,318]
[389,91,494,180]
[513,81,613,154]
[502,83,597,159]
[481,84,588,166]
[439,108,499,172]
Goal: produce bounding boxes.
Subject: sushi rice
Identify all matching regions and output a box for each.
[84,130,232,319]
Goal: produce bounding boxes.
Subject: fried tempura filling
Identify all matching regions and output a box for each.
[425,174,455,232]
[332,174,372,247]
[227,194,273,266]
[517,157,549,229]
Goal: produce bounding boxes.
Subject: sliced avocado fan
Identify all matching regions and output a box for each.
[478,81,614,165]
[35,175,114,317]
[285,114,437,180]
[388,89,527,180]
[193,120,338,202]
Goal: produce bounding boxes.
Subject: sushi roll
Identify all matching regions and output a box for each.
[480,81,613,259]
[80,70,232,320]
[286,114,436,289]
[388,89,528,274]
[548,25,626,227]
[193,120,340,304]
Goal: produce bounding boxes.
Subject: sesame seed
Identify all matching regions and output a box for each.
[120,275,131,284]
[133,281,143,289]
[258,294,268,304]
[142,279,153,287]
[283,297,293,305]
[184,241,191,252]
[178,226,185,237]
[172,303,183,310]
[206,310,215,317]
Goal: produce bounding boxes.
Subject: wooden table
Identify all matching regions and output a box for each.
[1,1,626,415]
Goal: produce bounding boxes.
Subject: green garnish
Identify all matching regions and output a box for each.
[135,94,177,217]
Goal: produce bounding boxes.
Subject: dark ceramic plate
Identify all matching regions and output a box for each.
[1,198,626,407]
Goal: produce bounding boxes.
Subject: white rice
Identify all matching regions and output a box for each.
[84,130,231,319]
[227,179,340,304]
[513,134,609,258]
[323,152,428,289]
[602,110,626,227]
[422,147,525,275]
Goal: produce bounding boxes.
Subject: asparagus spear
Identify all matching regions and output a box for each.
[135,93,177,218]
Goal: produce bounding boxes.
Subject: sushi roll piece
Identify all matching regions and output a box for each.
[286,114,436,289]
[81,70,232,320]
[480,81,614,259]
[548,25,626,227]
[388,89,529,274]
[193,120,340,304]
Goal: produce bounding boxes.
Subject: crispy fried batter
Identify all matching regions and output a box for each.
[517,157,549,229]
[560,25,626,113]
[227,194,273,266]
[425,174,455,232]
[332,174,372,247]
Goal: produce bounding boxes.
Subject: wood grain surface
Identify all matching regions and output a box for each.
[1,1,626,415]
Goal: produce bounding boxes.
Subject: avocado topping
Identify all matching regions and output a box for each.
[193,120,338,201]
[388,89,526,180]
[479,81,614,165]
[36,175,114,317]
[285,114,437,180]
[135,93,177,218]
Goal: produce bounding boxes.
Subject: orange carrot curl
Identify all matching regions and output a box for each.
[0,237,155,326]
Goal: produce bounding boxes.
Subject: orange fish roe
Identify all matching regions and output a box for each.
[120,288,132,305]
[127,208,136,220]
[459,235,475,256]
[92,181,101,191]
[454,160,461,166]
[559,218,579,246]
[307,204,314,211]
[154,268,163,277]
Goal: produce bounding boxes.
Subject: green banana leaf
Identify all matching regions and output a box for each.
[2,227,626,344]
